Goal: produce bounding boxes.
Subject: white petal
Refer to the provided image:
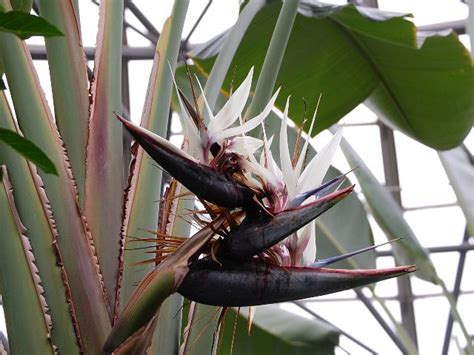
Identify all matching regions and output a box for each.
[279,97,297,197]
[260,133,283,181]
[299,221,317,266]
[297,127,344,194]
[170,72,203,157]
[227,136,262,156]
[213,88,280,143]
[259,125,272,166]
[294,94,321,178]
[243,159,283,191]
[179,113,202,158]
[193,73,215,123]
[209,67,253,135]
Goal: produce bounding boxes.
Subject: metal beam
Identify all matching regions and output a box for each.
[124,0,159,42]
[379,121,419,349]
[418,19,465,34]
[377,242,474,257]
[294,301,377,354]
[441,232,471,353]
[183,0,213,47]
[29,44,156,60]
[355,289,410,354]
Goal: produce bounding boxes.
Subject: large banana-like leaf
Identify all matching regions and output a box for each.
[0,1,110,351]
[37,0,90,204]
[439,146,474,237]
[0,93,79,352]
[192,1,474,150]
[337,135,438,283]
[0,167,55,354]
[10,0,32,12]
[220,306,339,355]
[84,0,124,309]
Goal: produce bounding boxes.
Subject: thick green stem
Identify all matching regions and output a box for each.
[245,0,299,125]
[201,0,265,116]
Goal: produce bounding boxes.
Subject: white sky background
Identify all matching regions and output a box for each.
[1,1,473,354]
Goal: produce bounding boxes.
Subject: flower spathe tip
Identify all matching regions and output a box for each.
[178,259,416,307]
[117,114,256,208]
[222,184,354,261]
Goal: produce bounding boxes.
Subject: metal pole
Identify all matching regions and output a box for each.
[294,301,377,354]
[125,0,159,42]
[379,121,419,349]
[440,232,471,353]
[355,289,410,354]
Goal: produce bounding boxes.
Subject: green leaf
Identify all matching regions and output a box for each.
[0,11,111,351]
[119,0,189,311]
[219,306,338,355]
[37,0,90,204]
[11,0,32,12]
[193,2,474,150]
[439,146,474,237]
[107,216,223,353]
[243,0,299,124]
[115,3,189,353]
[0,128,57,175]
[0,10,63,39]
[337,134,438,284]
[104,268,176,353]
[0,167,55,355]
[84,0,124,309]
[150,183,193,355]
[0,93,80,353]
[180,303,219,355]
[198,0,266,116]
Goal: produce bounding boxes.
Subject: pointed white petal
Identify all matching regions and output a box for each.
[213,88,280,143]
[242,159,283,192]
[260,133,283,181]
[209,67,254,134]
[297,128,344,194]
[170,71,203,157]
[227,136,263,156]
[295,94,321,178]
[179,113,202,158]
[259,124,271,166]
[267,144,283,181]
[300,221,316,266]
[279,97,297,197]
[194,74,215,124]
